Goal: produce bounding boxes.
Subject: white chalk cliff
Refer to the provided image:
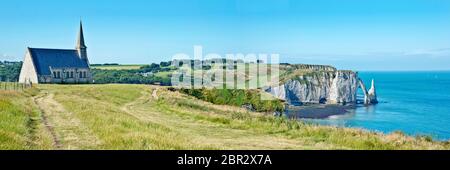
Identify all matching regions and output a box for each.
[266,64,377,106]
[367,79,378,104]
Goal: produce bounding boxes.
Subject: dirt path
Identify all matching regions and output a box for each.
[34,91,101,149]
[119,87,322,149]
[152,89,159,99]
[121,86,156,119]
[33,93,62,149]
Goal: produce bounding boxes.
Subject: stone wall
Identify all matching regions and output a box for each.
[18,52,39,84]
[46,68,92,84]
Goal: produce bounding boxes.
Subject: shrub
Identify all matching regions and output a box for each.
[180,88,285,113]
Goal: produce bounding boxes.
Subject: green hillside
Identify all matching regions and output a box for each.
[91,64,145,70]
[1,84,449,150]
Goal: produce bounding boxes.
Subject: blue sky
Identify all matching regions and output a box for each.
[1,0,450,70]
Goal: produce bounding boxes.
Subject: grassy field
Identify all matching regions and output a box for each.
[1,84,449,150]
[153,71,172,78]
[0,89,53,149]
[91,65,144,70]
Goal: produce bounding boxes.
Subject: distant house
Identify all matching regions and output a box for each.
[19,22,92,84]
[140,72,154,77]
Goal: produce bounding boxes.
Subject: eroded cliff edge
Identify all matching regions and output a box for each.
[266,64,376,106]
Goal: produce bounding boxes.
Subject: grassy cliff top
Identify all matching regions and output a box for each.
[1,84,449,150]
[277,64,356,84]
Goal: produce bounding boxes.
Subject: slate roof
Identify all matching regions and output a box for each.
[28,48,89,75]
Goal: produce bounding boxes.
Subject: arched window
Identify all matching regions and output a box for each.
[53,71,57,78]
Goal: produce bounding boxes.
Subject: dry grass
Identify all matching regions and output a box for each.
[1,84,449,150]
[0,89,53,150]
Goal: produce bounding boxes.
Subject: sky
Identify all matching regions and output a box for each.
[1,0,450,71]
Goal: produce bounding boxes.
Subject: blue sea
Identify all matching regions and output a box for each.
[310,71,450,140]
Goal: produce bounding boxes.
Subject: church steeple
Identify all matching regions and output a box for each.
[76,21,87,49]
[76,21,89,64]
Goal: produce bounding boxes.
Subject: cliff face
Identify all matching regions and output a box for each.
[267,65,359,105]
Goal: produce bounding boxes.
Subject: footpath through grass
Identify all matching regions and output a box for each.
[0,89,53,149]
[1,84,449,150]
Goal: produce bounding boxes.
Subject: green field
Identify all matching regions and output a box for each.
[0,89,53,149]
[91,65,145,70]
[1,84,449,150]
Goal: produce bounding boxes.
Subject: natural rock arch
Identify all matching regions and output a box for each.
[358,78,378,105]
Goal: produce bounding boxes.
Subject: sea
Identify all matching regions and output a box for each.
[305,71,450,140]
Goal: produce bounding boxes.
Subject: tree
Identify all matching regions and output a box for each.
[0,61,22,81]
[160,61,172,67]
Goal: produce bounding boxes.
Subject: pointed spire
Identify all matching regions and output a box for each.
[368,79,378,104]
[76,21,87,49]
[76,20,89,63]
[370,79,376,92]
